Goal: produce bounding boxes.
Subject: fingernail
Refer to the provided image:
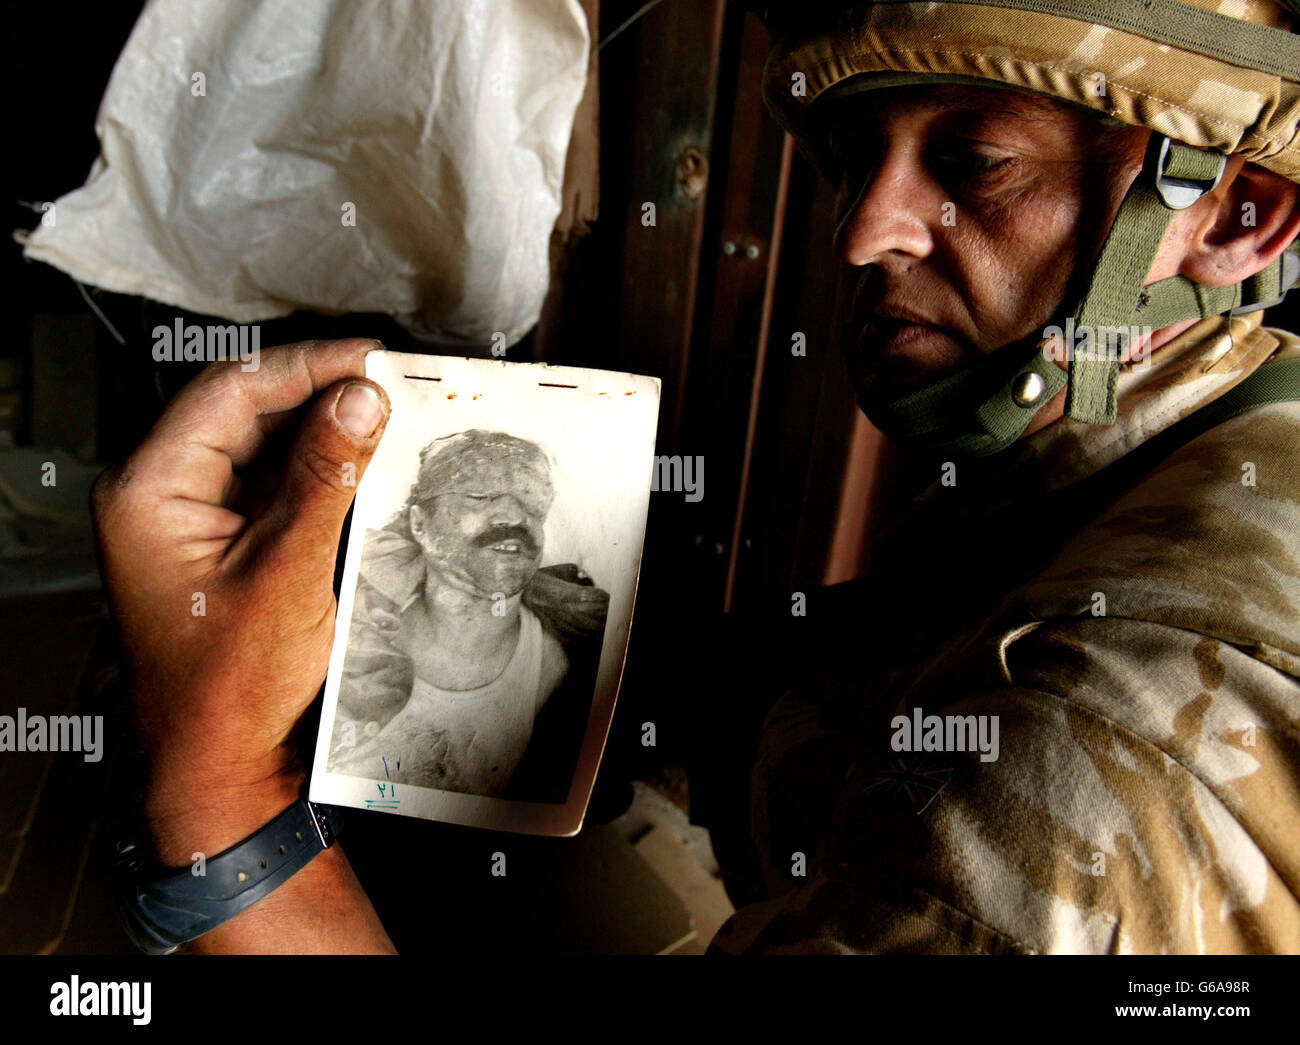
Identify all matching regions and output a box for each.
[336,383,385,437]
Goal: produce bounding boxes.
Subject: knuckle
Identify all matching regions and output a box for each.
[201,358,245,392]
[90,464,132,520]
[296,441,351,493]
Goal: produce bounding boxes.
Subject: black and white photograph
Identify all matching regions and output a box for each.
[310,351,660,835]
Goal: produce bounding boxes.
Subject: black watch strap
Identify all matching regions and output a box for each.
[114,797,343,955]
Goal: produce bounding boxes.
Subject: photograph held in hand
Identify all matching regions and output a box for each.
[311,351,661,837]
[329,429,606,800]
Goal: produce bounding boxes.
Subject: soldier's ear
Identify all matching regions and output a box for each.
[1176,158,1300,289]
[409,504,425,539]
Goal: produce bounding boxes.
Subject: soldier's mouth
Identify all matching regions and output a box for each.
[487,541,523,554]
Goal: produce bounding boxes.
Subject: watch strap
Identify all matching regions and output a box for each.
[115,797,342,955]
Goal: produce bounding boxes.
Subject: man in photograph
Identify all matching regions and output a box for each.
[329,428,608,801]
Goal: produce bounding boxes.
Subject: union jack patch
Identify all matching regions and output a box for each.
[860,757,955,814]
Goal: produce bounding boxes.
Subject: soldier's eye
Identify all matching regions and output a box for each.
[828,132,879,166]
[822,122,882,176]
[929,147,1011,187]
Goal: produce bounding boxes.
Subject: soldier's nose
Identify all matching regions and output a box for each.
[834,145,937,266]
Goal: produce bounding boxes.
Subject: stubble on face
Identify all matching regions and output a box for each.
[820,84,1148,406]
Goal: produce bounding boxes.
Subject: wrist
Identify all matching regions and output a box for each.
[117,795,347,955]
[144,754,307,869]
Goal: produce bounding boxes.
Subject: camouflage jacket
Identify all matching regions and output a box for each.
[711,312,1300,954]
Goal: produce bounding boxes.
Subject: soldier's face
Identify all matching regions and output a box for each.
[822,84,1150,423]
[411,454,552,599]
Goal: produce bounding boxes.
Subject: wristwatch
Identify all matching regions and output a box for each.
[114,796,343,955]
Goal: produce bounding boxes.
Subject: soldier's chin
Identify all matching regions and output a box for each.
[848,322,970,397]
[852,367,921,416]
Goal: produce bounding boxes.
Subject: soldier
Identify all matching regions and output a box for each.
[705,0,1300,953]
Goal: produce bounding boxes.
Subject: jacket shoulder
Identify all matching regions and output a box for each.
[1023,400,1300,670]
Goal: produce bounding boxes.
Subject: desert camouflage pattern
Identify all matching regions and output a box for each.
[711,312,1300,953]
[762,0,1300,182]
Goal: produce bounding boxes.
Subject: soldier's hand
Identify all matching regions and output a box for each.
[92,339,390,864]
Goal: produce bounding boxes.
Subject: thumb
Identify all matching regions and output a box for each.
[271,378,391,561]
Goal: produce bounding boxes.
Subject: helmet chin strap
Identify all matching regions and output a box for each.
[861,135,1298,461]
[859,332,1067,459]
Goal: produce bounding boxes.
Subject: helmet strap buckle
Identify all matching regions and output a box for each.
[1148,133,1227,210]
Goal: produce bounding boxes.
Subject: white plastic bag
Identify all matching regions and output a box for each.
[24,0,589,347]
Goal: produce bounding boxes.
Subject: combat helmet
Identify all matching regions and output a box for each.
[744,0,1300,457]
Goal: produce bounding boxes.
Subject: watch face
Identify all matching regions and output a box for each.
[117,897,180,956]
